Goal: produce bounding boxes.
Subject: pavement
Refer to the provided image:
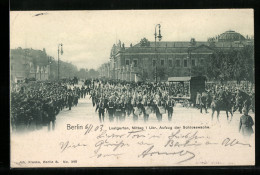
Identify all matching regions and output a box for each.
[54,94,255,134]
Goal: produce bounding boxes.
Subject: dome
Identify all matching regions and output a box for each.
[218,30,246,42]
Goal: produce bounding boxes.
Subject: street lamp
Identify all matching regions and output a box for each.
[57,43,63,80]
[48,56,52,80]
[154,24,162,83]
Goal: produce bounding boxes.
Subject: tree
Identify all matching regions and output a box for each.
[88,69,99,78]
[191,65,206,76]
[157,66,167,81]
[140,38,150,47]
[205,45,254,83]
[77,68,87,79]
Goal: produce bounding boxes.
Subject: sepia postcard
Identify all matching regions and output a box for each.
[10,9,255,167]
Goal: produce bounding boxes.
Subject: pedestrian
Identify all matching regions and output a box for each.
[239,108,254,137]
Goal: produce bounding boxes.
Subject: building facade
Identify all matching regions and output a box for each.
[99,30,253,82]
[10,47,52,83]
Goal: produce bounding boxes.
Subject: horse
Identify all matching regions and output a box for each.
[211,92,235,122]
[200,91,212,114]
[233,90,251,114]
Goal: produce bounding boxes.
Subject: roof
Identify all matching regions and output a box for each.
[218,30,246,42]
[168,77,191,82]
[133,41,208,48]
[168,76,206,82]
[123,41,247,54]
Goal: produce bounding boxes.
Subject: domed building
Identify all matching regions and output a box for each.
[218,30,246,42]
[99,30,253,82]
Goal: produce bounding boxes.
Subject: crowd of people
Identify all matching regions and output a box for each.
[10,81,90,132]
[196,81,255,114]
[10,78,255,137]
[89,79,255,123]
[89,79,176,123]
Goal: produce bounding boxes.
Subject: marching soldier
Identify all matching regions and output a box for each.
[157,99,166,122]
[74,93,79,106]
[121,100,127,121]
[132,99,139,122]
[83,86,87,98]
[107,98,115,122]
[114,99,122,122]
[47,98,56,131]
[90,89,96,107]
[67,92,73,110]
[126,95,133,117]
[96,98,105,122]
[143,98,151,122]
[166,96,175,121]
[81,86,85,98]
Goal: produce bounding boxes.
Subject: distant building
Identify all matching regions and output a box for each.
[99,30,254,82]
[10,47,52,83]
[99,62,110,79]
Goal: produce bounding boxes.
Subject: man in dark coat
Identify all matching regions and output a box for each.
[239,108,254,137]
[67,92,73,110]
[114,99,122,122]
[107,98,115,122]
[47,99,56,131]
[166,97,175,121]
[200,91,209,114]
[96,98,105,122]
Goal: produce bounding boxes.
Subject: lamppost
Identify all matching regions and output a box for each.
[57,43,63,80]
[48,56,52,80]
[188,49,192,76]
[154,24,162,83]
[23,49,30,79]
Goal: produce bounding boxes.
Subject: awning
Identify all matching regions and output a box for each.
[168,77,191,82]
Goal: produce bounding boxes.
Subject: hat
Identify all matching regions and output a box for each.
[242,107,248,114]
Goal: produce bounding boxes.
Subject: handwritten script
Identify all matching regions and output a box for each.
[58,124,253,165]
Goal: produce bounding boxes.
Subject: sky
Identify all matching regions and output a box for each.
[10,9,254,70]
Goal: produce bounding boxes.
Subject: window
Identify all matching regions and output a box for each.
[168,59,173,67]
[176,60,180,67]
[192,59,196,66]
[184,60,188,67]
[161,60,164,66]
[153,60,156,67]
[133,59,138,67]
[125,59,130,66]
